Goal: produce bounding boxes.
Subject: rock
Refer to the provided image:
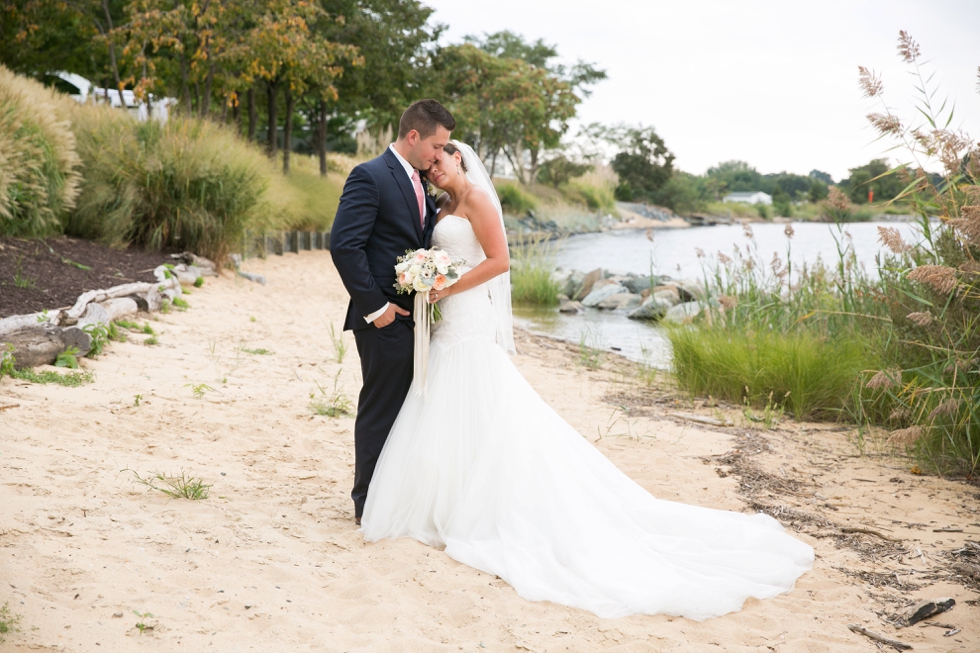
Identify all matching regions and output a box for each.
[663,301,704,323]
[628,296,672,321]
[653,288,681,306]
[552,269,581,298]
[622,275,658,295]
[558,300,584,314]
[640,288,651,300]
[574,268,604,301]
[674,279,705,302]
[597,293,642,310]
[903,598,955,627]
[581,284,628,307]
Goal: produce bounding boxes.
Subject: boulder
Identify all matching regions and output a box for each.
[552,269,583,299]
[663,301,704,323]
[674,279,705,303]
[627,296,672,321]
[622,275,658,295]
[596,293,642,310]
[581,283,628,307]
[558,300,584,314]
[653,287,681,306]
[574,268,604,301]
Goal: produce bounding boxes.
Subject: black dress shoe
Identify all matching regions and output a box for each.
[355,516,361,526]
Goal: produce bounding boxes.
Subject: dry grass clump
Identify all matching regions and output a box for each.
[0,64,81,236]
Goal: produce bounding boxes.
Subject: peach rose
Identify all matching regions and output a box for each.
[433,274,447,290]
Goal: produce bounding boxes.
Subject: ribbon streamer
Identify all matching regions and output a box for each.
[413,291,430,396]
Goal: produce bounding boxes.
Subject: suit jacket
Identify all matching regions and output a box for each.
[330,148,438,331]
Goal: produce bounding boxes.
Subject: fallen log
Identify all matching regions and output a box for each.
[0,324,92,368]
[0,311,62,338]
[846,624,912,650]
[65,282,164,320]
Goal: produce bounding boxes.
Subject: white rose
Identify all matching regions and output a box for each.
[412,276,430,292]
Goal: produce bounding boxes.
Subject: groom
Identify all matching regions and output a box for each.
[330,99,455,524]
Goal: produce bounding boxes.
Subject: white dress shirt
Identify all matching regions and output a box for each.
[364,145,416,324]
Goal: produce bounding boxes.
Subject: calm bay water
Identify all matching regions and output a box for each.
[513,220,920,366]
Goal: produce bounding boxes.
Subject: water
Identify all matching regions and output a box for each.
[513,220,921,366]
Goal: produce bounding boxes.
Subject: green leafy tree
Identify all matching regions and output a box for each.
[537,155,592,188]
[603,125,674,203]
[839,158,905,204]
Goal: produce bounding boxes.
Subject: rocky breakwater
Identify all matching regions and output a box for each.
[552,268,707,323]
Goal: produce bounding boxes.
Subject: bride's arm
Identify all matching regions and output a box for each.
[439,191,509,299]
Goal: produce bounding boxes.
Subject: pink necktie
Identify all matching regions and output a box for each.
[411,169,425,228]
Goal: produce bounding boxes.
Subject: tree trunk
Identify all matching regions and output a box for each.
[266,80,279,159]
[193,81,201,116]
[232,95,241,133]
[317,100,327,176]
[283,85,294,174]
[101,0,124,99]
[247,86,257,142]
[179,53,192,114]
[201,47,214,116]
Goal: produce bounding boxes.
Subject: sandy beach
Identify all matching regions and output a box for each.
[1,249,977,652]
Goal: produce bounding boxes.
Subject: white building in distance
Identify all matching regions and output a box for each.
[50,71,177,123]
[723,191,772,205]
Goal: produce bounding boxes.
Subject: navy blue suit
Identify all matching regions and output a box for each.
[330,148,437,517]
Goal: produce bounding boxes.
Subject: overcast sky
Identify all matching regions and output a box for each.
[424,0,980,181]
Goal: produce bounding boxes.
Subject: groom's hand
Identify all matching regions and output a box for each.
[374,303,410,328]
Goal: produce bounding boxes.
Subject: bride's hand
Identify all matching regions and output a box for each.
[429,287,451,304]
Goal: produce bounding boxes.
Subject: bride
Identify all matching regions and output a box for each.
[360,141,813,620]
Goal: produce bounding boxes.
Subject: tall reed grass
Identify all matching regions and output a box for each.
[66,107,278,261]
[0,65,81,236]
[509,233,562,305]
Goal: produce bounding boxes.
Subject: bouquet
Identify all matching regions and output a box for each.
[394,248,464,320]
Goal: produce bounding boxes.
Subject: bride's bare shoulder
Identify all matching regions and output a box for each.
[461,186,496,220]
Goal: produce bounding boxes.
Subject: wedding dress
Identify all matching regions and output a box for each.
[360,213,813,621]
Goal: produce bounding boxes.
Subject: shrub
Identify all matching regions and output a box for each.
[495,181,537,215]
[66,107,278,262]
[0,65,81,236]
[266,154,343,231]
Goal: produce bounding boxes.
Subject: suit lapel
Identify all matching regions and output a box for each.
[383,149,425,244]
[423,193,438,246]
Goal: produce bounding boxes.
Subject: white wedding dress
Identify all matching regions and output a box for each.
[361,214,813,620]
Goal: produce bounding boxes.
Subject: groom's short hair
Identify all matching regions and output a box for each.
[398,100,455,140]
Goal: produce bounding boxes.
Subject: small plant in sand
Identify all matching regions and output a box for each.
[126,469,211,500]
[2,346,92,386]
[133,394,143,407]
[310,370,354,418]
[160,298,171,313]
[55,346,80,369]
[598,405,644,440]
[742,391,787,430]
[241,347,273,356]
[193,276,205,288]
[133,610,154,635]
[82,323,111,357]
[578,326,606,370]
[328,323,348,363]
[172,297,189,310]
[144,335,159,346]
[185,382,213,399]
[0,602,23,643]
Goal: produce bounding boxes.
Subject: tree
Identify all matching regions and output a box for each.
[433,32,605,183]
[809,169,834,185]
[603,125,674,203]
[705,160,763,193]
[839,158,905,203]
[537,155,592,188]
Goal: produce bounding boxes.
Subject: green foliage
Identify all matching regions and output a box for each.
[495,181,538,215]
[133,610,153,636]
[66,108,278,262]
[509,234,561,306]
[83,323,110,357]
[185,383,213,399]
[172,297,189,310]
[55,346,80,369]
[578,327,606,370]
[668,326,871,420]
[606,125,674,202]
[127,469,210,500]
[537,155,593,188]
[0,601,22,643]
[328,323,348,363]
[0,65,81,237]
[838,158,906,204]
[267,154,343,231]
[0,344,14,379]
[193,276,204,288]
[310,371,354,417]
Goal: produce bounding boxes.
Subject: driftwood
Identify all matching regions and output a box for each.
[65,281,178,320]
[0,312,61,338]
[846,624,912,650]
[902,598,955,627]
[840,527,899,542]
[0,324,92,368]
[668,412,733,427]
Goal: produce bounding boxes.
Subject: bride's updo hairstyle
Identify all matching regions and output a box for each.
[443,142,468,172]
